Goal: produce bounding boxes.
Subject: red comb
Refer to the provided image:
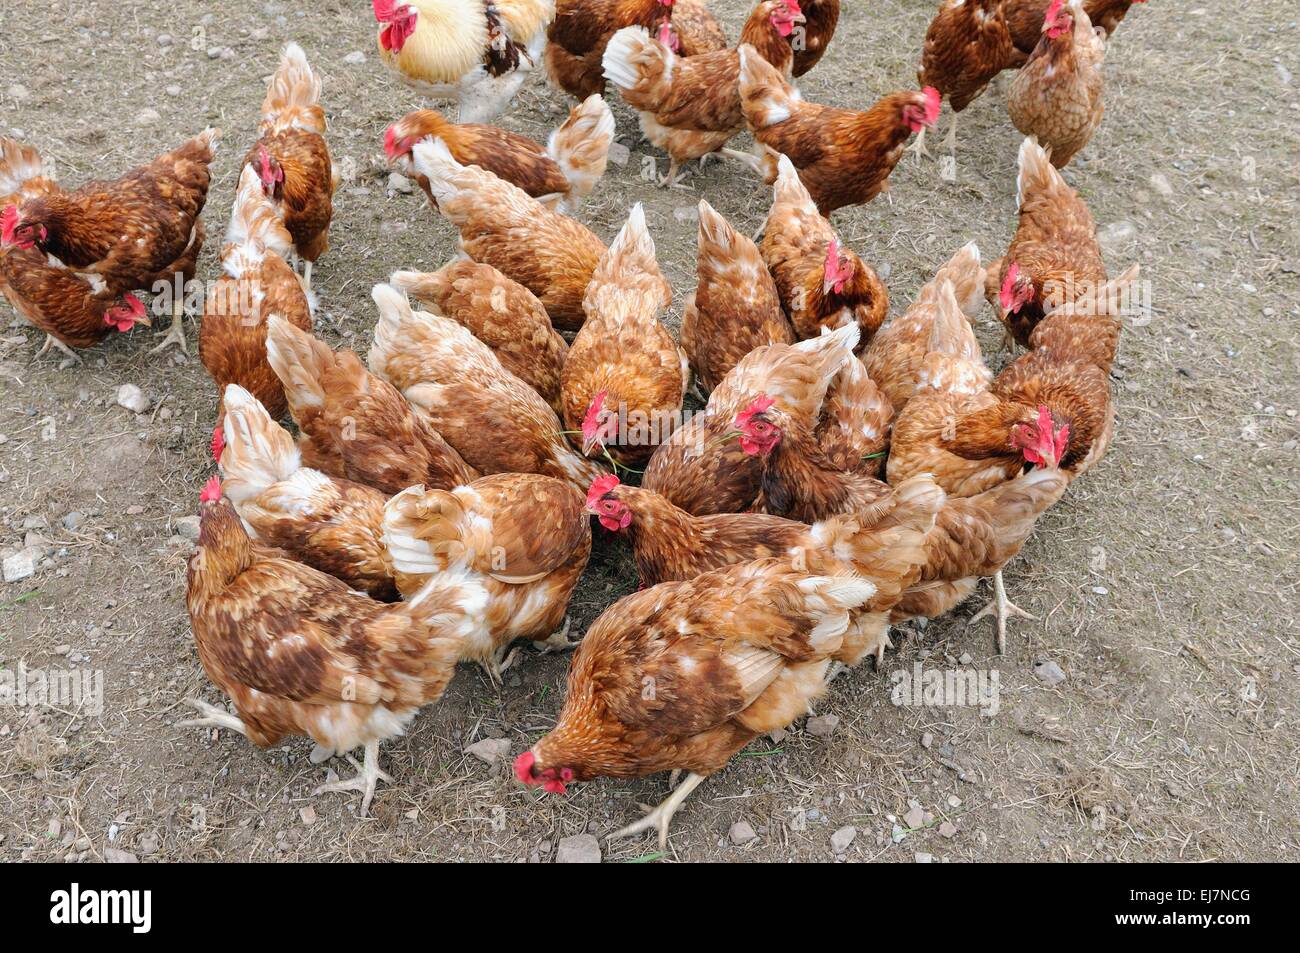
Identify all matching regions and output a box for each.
[735,394,776,429]
[999,263,1020,309]
[0,205,19,245]
[373,0,399,22]
[124,293,145,316]
[922,87,941,125]
[581,390,609,438]
[211,425,226,461]
[586,474,620,508]
[200,476,222,504]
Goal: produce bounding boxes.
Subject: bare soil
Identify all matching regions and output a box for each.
[0,0,1296,862]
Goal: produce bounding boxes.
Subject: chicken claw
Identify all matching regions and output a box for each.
[149,301,189,356]
[657,160,694,191]
[533,618,580,655]
[608,772,707,850]
[177,698,247,736]
[969,570,1036,655]
[904,126,931,162]
[35,334,83,365]
[312,740,392,817]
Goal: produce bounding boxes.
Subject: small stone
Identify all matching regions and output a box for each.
[156,33,173,46]
[1149,173,1174,196]
[903,805,926,829]
[805,714,839,737]
[61,511,84,531]
[7,84,31,102]
[2,550,36,582]
[116,384,151,414]
[729,820,758,846]
[830,825,856,854]
[134,108,161,126]
[343,51,366,65]
[958,652,973,665]
[48,817,62,838]
[555,833,601,864]
[463,737,511,765]
[173,516,202,542]
[138,833,160,856]
[166,85,182,97]
[1033,659,1067,686]
[914,851,934,864]
[921,732,934,749]
[947,795,962,809]
[607,142,631,167]
[126,505,144,516]
[53,644,70,656]
[299,806,317,826]
[207,46,223,59]
[104,847,138,863]
[938,821,957,839]
[386,172,413,194]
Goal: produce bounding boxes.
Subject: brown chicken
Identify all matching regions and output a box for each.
[588,470,941,666]
[791,0,839,77]
[601,0,806,188]
[680,199,793,396]
[739,47,939,214]
[369,283,608,492]
[546,0,726,101]
[561,204,686,467]
[216,384,396,601]
[864,242,988,419]
[1006,0,1107,168]
[383,474,592,682]
[762,155,889,348]
[1005,0,1147,65]
[815,353,892,478]
[241,43,335,294]
[0,128,221,355]
[391,262,568,413]
[643,322,857,515]
[987,137,1107,348]
[409,137,606,330]
[265,316,478,495]
[912,0,1015,156]
[180,476,474,816]
[384,94,615,214]
[515,561,878,846]
[200,166,314,425]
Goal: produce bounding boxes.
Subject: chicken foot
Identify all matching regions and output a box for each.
[608,771,708,850]
[658,159,694,191]
[149,297,189,356]
[313,740,393,817]
[533,617,580,655]
[35,334,83,364]
[904,125,930,162]
[177,698,247,736]
[968,569,1036,655]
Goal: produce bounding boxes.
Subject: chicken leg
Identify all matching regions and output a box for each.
[941,112,960,154]
[904,126,930,162]
[533,618,580,655]
[658,159,693,191]
[608,771,707,850]
[149,298,188,356]
[968,569,1036,655]
[178,698,247,736]
[313,740,392,817]
[35,334,83,364]
[302,260,313,296]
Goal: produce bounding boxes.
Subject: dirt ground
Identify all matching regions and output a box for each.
[0,0,1297,863]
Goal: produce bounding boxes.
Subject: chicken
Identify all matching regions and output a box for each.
[911,0,1015,157]
[199,166,313,425]
[265,316,478,495]
[601,0,806,189]
[369,283,608,493]
[679,199,793,396]
[180,476,475,816]
[216,385,396,601]
[1,213,149,361]
[643,322,857,515]
[515,561,876,846]
[0,128,221,355]
[241,43,336,294]
[761,155,888,348]
[391,262,568,413]
[383,473,591,682]
[409,137,606,330]
[987,137,1107,348]
[372,0,553,123]
[384,93,615,214]
[588,471,941,665]
[863,241,988,419]
[738,46,939,214]
[561,204,685,467]
[1005,0,1146,65]
[791,0,839,77]
[546,0,725,102]
[814,352,892,478]
[1006,0,1107,169]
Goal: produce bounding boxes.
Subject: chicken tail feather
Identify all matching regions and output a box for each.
[0,137,48,198]
[546,94,616,206]
[738,42,801,131]
[261,42,325,135]
[218,384,302,502]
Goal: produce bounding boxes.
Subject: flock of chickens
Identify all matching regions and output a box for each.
[0,0,1150,846]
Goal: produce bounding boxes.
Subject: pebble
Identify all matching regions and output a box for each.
[299,807,317,826]
[554,833,601,864]
[1149,173,1174,196]
[958,652,973,665]
[463,737,511,765]
[135,108,161,126]
[343,51,366,65]
[903,805,926,829]
[62,511,84,531]
[7,84,31,102]
[173,516,201,542]
[116,384,151,414]
[166,85,182,97]
[729,820,758,846]
[938,821,957,839]
[138,832,160,855]
[53,644,70,656]
[921,732,934,749]
[104,847,138,863]
[805,714,839,737]
[947,795,962,809]
[386,172,413,194]
[156,33,173,46]
[1033,659,1067,686]
[607,142,630,167]
[2,550,36,582]
[830,825,856,854]
[914,851,934,864]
